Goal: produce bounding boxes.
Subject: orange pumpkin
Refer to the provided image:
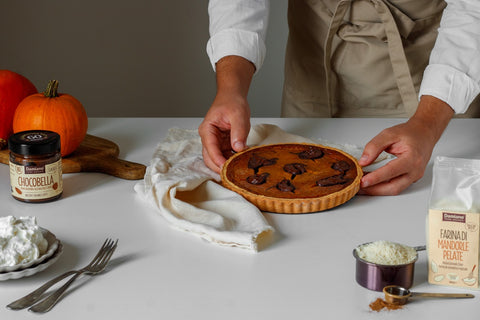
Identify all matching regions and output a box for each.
[0,70,38,149]
[13,80,88,157]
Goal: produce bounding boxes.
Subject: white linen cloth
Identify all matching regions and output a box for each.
[207,0,480,114]
[134,124,389,252]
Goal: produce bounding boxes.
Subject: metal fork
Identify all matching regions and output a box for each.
[7,238,118,313]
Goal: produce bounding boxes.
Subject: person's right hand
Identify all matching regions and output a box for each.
[198,55,256,173]
[198,92,251,173]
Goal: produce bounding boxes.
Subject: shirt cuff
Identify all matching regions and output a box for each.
[419,64,480,114]
[206,28,266,73]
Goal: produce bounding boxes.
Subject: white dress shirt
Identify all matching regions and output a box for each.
[206,0,480,114]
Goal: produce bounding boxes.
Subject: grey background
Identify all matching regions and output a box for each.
[0,1,288,117]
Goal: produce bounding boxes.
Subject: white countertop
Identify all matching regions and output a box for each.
[1,117,479,319]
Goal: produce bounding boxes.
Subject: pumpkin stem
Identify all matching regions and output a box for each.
[44,80,60,98]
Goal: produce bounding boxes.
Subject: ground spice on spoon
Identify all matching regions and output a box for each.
[369,298,403,312]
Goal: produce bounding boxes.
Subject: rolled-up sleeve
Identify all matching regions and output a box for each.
[419,0,480,114]
[206,0,269,72]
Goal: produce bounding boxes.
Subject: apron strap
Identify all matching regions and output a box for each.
[324,0,419,117]
[324,0,351,117]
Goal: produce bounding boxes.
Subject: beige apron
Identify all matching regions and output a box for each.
[281,0,480,118]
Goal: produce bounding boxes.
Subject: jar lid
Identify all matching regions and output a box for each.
[8,130,61,155]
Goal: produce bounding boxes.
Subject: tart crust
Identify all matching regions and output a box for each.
[221,143,362,214]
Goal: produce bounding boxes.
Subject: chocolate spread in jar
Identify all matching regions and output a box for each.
[8,130,63,203]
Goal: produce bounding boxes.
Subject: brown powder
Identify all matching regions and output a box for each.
[369,298,403,312]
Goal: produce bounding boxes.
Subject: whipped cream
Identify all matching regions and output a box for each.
[0,216,48,267]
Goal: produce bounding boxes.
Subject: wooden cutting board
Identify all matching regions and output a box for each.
[0,134,146,180]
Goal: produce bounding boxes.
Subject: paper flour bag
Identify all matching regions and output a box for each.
[428,156,480,289]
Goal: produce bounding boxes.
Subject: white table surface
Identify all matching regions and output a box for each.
[1,117,479,319]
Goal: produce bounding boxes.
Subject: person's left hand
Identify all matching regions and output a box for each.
[358,95,454,195]
[357,120,433,195]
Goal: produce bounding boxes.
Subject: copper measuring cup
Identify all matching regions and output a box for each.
[353,244,425,291]
[383,285,474,305]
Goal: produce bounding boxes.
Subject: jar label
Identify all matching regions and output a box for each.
[9,160,63,200]
[428,209,479,288]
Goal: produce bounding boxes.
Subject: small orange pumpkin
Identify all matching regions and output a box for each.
[13,80,88,157]
[0,70,38,149]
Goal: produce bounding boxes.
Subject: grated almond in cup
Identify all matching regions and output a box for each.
[356,240,417,265]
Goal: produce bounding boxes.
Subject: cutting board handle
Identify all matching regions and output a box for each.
[79,156,146,180]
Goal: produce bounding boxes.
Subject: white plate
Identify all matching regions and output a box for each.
[0,242,63,281]
[0,228,59,273]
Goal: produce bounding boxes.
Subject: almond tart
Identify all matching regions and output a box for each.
[221,143,362,214]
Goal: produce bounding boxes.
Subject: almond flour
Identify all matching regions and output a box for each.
[355,240,417,265]
[428,156,480,289]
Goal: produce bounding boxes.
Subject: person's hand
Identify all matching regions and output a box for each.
[198,93,250,173]
[198,56,255,173]
[358,120,435,195]
[358,95,454,195]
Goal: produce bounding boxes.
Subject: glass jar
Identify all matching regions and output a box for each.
[8,130,63,203]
